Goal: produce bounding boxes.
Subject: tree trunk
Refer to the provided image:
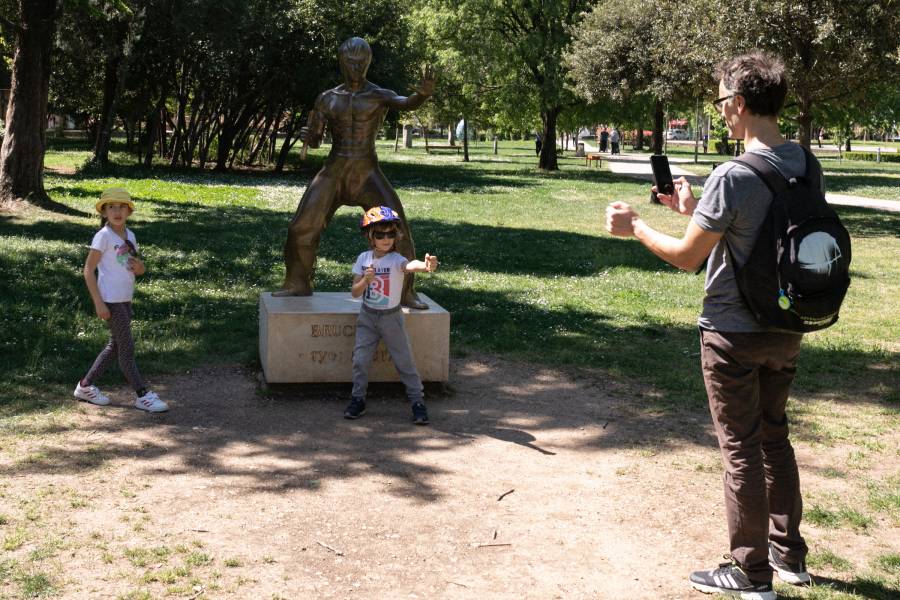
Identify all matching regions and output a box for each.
[274,111,301,173]
[797,98,813,149]
[93,16,135,167]
[539,107,560,170]
[651,99,664,155]
[462,117,469,162]
[0,0,58,205]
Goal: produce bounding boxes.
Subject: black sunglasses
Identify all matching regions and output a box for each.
[712,94,735,108]
[124,239,139,256]
[372,230,397,240]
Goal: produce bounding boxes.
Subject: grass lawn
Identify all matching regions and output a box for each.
[1,139,897,598]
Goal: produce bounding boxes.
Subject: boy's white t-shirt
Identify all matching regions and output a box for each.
[90,225,138,302]
[352,250,408,309]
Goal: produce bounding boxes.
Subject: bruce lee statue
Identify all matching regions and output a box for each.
[275,36,435,309]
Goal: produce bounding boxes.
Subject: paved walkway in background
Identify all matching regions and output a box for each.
[579,141,899,213]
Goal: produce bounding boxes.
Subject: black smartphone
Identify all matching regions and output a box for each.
[650,154,674,204]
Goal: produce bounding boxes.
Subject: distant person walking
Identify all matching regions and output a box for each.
[606,51,816,600]
[599,128,609,152]
[610,128,620,155]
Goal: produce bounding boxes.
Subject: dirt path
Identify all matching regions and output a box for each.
[2,355,894,599]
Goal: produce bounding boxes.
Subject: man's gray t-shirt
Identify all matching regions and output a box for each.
[692,142,823,332]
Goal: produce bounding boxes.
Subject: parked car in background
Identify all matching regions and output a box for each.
[666,128,689,140]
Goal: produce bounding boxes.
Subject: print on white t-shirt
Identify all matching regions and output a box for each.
[91,225,138,303]
[352,251,407,310]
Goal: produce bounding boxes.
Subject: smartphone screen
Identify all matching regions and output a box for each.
[650,155,674,197]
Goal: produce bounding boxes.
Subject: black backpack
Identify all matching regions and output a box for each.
[729,147,851,332]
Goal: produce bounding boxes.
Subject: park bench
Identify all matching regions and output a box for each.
[585,152,602,167]
[425,145,461,154]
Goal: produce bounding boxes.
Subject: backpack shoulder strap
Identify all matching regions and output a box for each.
[799,145,825,192]
[732,152,789,195]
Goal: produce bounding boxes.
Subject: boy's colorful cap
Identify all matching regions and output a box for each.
[96,188,135,213]
[360,206,401,229]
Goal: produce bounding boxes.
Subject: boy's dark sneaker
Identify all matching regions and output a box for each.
[768,542,811,585]
[689,560,775,600]
[411,402,429,425]
[343,397,366,419]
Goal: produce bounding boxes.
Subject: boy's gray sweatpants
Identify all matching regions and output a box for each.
[352,305,423,403]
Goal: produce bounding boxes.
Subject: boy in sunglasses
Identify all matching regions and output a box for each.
[346,206,439,424]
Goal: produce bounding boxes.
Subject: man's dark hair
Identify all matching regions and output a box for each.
[715,51,787,117]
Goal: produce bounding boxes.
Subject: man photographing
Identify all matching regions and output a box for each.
[607,52,818,600]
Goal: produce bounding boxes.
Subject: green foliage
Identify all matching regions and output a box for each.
[843,152,900,163]
[567,0,729,104]
[413,0,590,167]
[735,0,900,142]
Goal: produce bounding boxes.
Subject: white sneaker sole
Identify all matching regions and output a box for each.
[690,582,776,600]
[74,391,110,406]
[135,403,168,413]
[772,566,811,585]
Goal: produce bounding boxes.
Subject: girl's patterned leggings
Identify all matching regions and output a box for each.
[84,302,146,395]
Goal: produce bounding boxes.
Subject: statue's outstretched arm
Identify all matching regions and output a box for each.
[384,65,435,111]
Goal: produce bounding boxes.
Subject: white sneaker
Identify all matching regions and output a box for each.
[135,391,168,413]
[74,382,110,406]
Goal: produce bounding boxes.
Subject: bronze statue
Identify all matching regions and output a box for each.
[276,37,435,309]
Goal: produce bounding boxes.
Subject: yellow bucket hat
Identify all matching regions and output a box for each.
[95,188,135,213]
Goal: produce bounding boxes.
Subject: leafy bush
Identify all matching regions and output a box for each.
[844,151,900,163]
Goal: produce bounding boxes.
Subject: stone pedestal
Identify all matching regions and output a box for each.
[402,125,413,148]
[575,142,586,157]
[259,292,449,383]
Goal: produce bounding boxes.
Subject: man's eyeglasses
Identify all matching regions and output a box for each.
[712,94,735,108]
[372,231,397,240]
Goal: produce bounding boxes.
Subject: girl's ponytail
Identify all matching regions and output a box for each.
[100,215,108,228]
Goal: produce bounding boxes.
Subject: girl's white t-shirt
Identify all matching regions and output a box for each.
[352,250,408,310]
[90,225,138,302]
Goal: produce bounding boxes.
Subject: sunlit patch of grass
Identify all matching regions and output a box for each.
[16,570,56,597]
[872,553,900,575]
[808,548,854,572]
[185,552,212,567]
[806,503,874,532]
[3,526,27,551]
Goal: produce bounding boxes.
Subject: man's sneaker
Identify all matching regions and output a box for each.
[343,397,366,419]
[135,391,168,413]
[769,542,811,584]
[689,560,775,600]
[411,402,429,425]
[73,382,110,406]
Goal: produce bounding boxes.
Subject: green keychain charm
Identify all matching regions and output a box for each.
[778,290,791,310]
